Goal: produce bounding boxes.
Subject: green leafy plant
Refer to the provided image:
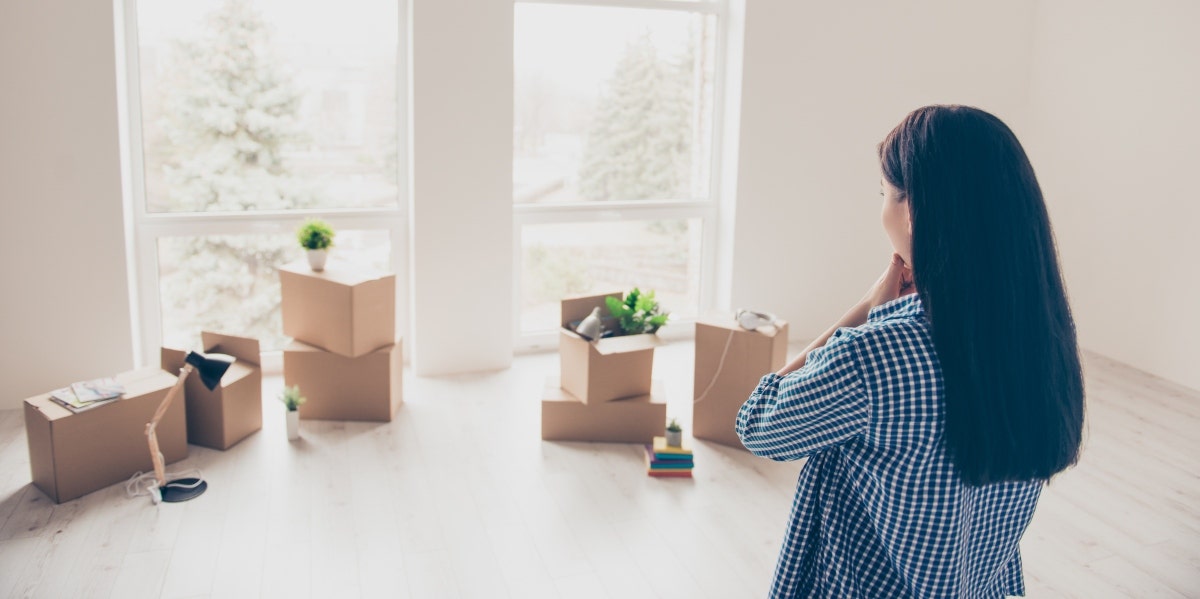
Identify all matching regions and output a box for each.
[296,219,335,250]
[605,287,670,336]
[666,418,682,433]
[278,385,306,412]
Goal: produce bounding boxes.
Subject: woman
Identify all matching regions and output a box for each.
[736,105,1085,598]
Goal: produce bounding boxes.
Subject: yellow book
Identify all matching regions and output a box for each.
[653,436,693,456]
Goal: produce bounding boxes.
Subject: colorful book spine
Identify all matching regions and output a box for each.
[644,444,694,477]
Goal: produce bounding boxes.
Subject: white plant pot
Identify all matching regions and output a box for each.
[666,429,682,448]
[306,249,328,271]
[286,409,300,441]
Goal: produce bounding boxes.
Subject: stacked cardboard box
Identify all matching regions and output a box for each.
[162,331,262,450]
[644,437,694,478]
[25,367,187,503]
[693,315,789,449]
[541,292,666,443]
[280,260,403,422]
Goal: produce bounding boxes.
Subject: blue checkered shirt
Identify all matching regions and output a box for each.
[737,294,1042,598]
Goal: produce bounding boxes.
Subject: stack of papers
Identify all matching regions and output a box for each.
[49,377,125,413]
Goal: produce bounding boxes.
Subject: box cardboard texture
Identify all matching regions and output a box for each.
[284,340,403,422]
[162,331,262,450]
[693,315,789,449]
[559,292,662,404]
[279,260,396,358]
[24,367,187,504]
[541,377,667,443]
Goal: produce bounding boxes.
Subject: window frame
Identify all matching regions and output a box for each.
[511,0,731,350]
[118,0,410,369]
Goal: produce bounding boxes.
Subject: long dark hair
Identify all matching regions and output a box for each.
[879,105,1084,485]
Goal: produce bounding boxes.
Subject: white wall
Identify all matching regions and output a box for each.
[1025,0,1200,390]
[408,0,513,375]
[0,0,136,410]
[730,1,1038,342]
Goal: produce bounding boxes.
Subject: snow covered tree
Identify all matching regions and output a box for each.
[152,0,316,347]
[577,32,697,202]
[156,0,310,212]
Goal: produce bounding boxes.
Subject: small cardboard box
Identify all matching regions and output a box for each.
[283,340,403,422]
[162,332,262,451]
[693,315,789,449]
[279,260,396,358]
[541,377,668,443]
[24,367,187,504]
[559,292,662,404]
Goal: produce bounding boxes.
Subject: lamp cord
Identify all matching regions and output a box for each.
[693,328,736,405]
[694,323,781,405]
[125,456,205,501]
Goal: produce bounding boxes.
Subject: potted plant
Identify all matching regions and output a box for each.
[604,287,670,336]
[666,418,683,448]
[279,385,306,441]
[296,219,335,271]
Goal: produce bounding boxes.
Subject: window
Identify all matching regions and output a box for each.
[513,0,728,344]
[122,0,407,360]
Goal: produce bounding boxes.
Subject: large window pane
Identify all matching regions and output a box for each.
[137,0,399,212]
[521,219,702,333]
[514,5,716,204]
[158,230,391,351]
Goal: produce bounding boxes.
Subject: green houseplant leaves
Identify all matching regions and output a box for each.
[605,287,670,336]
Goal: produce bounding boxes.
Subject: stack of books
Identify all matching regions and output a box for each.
[644,436,694,478]
[48,377,125,413]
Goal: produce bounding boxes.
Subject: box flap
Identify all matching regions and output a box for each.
[218,361,256,386]
[561,292,622,329]
[594,332,662,355]
[284,339,321,353]
[25,394,73,421]
[201,331,261,367]
[161,346,187,376]
[279,259,394,288]
[698,313,789,337]
[543,377,662,404]
[24,367,176,423]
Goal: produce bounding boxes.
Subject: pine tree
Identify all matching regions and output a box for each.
[153,0,315,347]
[578,32,696,202]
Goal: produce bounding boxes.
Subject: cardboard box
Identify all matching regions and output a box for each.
[24,367,187,504]
[283,340,403,422]
[162,331,262,450]
[541,377,668,443]
[559,292,662,404]
[279,260,396,358]
[693,315,789,449]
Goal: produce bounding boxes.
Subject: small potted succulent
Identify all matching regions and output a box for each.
[279,385,306,441]
[666,418,683,448]
[296,219,335,271]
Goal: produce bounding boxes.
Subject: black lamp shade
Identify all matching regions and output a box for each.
[185,351,235,391]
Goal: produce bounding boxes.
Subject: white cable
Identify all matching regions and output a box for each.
[694,320,780,405]
[693,328,736,405]
[125,462,206,503]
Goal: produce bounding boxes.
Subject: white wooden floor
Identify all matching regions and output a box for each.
[0,343,1196,598]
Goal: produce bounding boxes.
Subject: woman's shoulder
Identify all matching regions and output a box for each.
[850,301,937,370]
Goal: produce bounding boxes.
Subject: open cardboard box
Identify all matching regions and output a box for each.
[162,331,263,451]
[283,339,403,422]
[693,314,789,449]
[541,377,667,444]
[24,367,186,504]
[559,292,662,404]
[279,259,396,358]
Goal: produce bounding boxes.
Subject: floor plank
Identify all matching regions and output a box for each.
[0,343,1195,598]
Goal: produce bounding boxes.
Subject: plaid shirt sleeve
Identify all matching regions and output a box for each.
[736,328,868,461]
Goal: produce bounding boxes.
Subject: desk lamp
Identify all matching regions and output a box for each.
[146,350,234,503]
